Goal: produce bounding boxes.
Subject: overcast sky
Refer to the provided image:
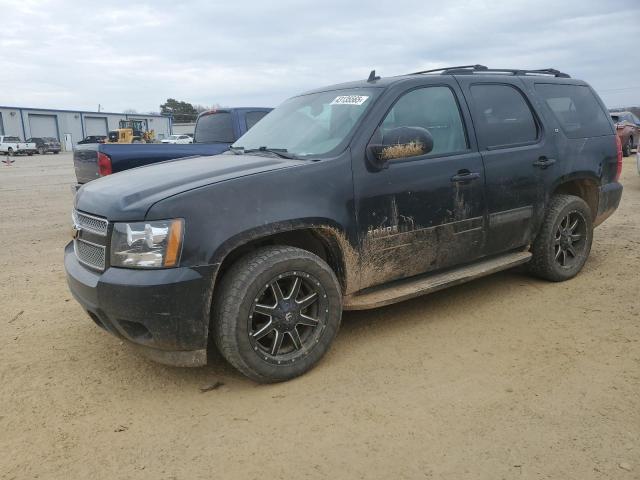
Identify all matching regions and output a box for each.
[1,0,638,113]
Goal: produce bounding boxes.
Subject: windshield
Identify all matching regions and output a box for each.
[168,135,180,140]
[232,88,380,157]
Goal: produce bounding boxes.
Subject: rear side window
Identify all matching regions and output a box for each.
[535,84,612,138]
[470,84,538,148]
[245,111,269,130]
[194,112,235,143]
[380,86,468,155]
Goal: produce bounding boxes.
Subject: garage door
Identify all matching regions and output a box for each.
[29,114,58,139]
[84,116,108,136]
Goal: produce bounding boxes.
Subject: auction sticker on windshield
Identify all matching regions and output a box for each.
[330,95,369,106]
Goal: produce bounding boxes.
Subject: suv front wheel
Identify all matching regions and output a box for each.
[212,246,342,383]
[529,194,593,282]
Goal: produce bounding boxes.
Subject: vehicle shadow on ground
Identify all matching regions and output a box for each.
[79,267,549,392]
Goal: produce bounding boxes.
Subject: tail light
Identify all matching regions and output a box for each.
[97,152,112,176]
[614,135,622,182]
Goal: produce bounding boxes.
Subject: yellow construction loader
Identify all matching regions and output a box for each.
[105,119,155,143]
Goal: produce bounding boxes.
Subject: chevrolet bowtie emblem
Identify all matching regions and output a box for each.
[71,223,82,239]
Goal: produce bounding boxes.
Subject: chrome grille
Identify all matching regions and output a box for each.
[74,239,106,270]
[72,209,108,270]
[73,210,108,236]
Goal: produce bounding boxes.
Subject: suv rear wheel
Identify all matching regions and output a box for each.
[212,246,342,383]
[529,194,593,282]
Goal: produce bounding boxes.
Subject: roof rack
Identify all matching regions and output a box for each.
[410,65,571,78]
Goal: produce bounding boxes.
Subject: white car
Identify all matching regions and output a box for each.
[161,134,193,144]
[0,135,37,156]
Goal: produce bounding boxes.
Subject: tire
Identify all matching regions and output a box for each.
[7,148,13,156]
[529,194,593,282]
[623,137,632,157]
[213,246,342,383]
[53,151,59,154]
[27,152,33,156]
[38,147,45,155]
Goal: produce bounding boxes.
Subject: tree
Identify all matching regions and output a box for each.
[160,98,199,123]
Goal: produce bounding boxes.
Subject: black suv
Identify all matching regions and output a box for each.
[65,65,623,382]
[27,137,61,154]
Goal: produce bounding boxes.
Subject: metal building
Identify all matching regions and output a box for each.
[171,122,196,135]
[0,106,172,150]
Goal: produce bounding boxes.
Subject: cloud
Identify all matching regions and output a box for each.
[0,0,638,111]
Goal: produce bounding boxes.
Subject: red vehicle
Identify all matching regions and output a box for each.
[610,111,640,156]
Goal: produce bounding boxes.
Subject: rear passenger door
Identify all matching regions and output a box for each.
[456,78,557,255]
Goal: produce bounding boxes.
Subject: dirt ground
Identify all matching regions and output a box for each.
[1,152,639,480]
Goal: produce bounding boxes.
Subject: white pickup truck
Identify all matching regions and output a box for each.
[0,136,37,156]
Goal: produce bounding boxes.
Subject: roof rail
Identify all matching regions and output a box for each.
[410,65,570,78]
[410,64,488,75]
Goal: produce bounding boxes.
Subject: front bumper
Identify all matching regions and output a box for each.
[594,181,623,227]
[64,242,216,366]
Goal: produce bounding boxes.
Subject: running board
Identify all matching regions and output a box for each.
[343,251,532,310]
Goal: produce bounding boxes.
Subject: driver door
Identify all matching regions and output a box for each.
[352,82,487,289]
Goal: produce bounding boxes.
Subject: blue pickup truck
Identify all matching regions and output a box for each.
[73,108,271,186]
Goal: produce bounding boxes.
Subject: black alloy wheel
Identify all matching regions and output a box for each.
[553,210,587,268]
[248,271,327,365]
[529,194,593,282]
[213,246,342,383]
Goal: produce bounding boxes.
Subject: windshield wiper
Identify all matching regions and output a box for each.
[229,146,245,155]
[243,146,297,159]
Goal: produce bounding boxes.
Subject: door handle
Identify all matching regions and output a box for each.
[533,156,556,169]
[451,171,480,183]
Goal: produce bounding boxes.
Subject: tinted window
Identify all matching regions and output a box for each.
[470,84,538,148]
[194,112,235,143]
[535,84,612,138]
[245,111,269,130]
[380,86,467,155]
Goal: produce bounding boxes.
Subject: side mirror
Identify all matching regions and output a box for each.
[367,126,434,169]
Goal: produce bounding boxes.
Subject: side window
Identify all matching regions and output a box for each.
[470,84,538,148]
[535,84,612,138]
[245,111,269,130]
[380,86,468,156]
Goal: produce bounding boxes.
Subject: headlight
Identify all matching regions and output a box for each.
[110,219,184,268]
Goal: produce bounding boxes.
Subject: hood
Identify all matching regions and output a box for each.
[75,153,304,220]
